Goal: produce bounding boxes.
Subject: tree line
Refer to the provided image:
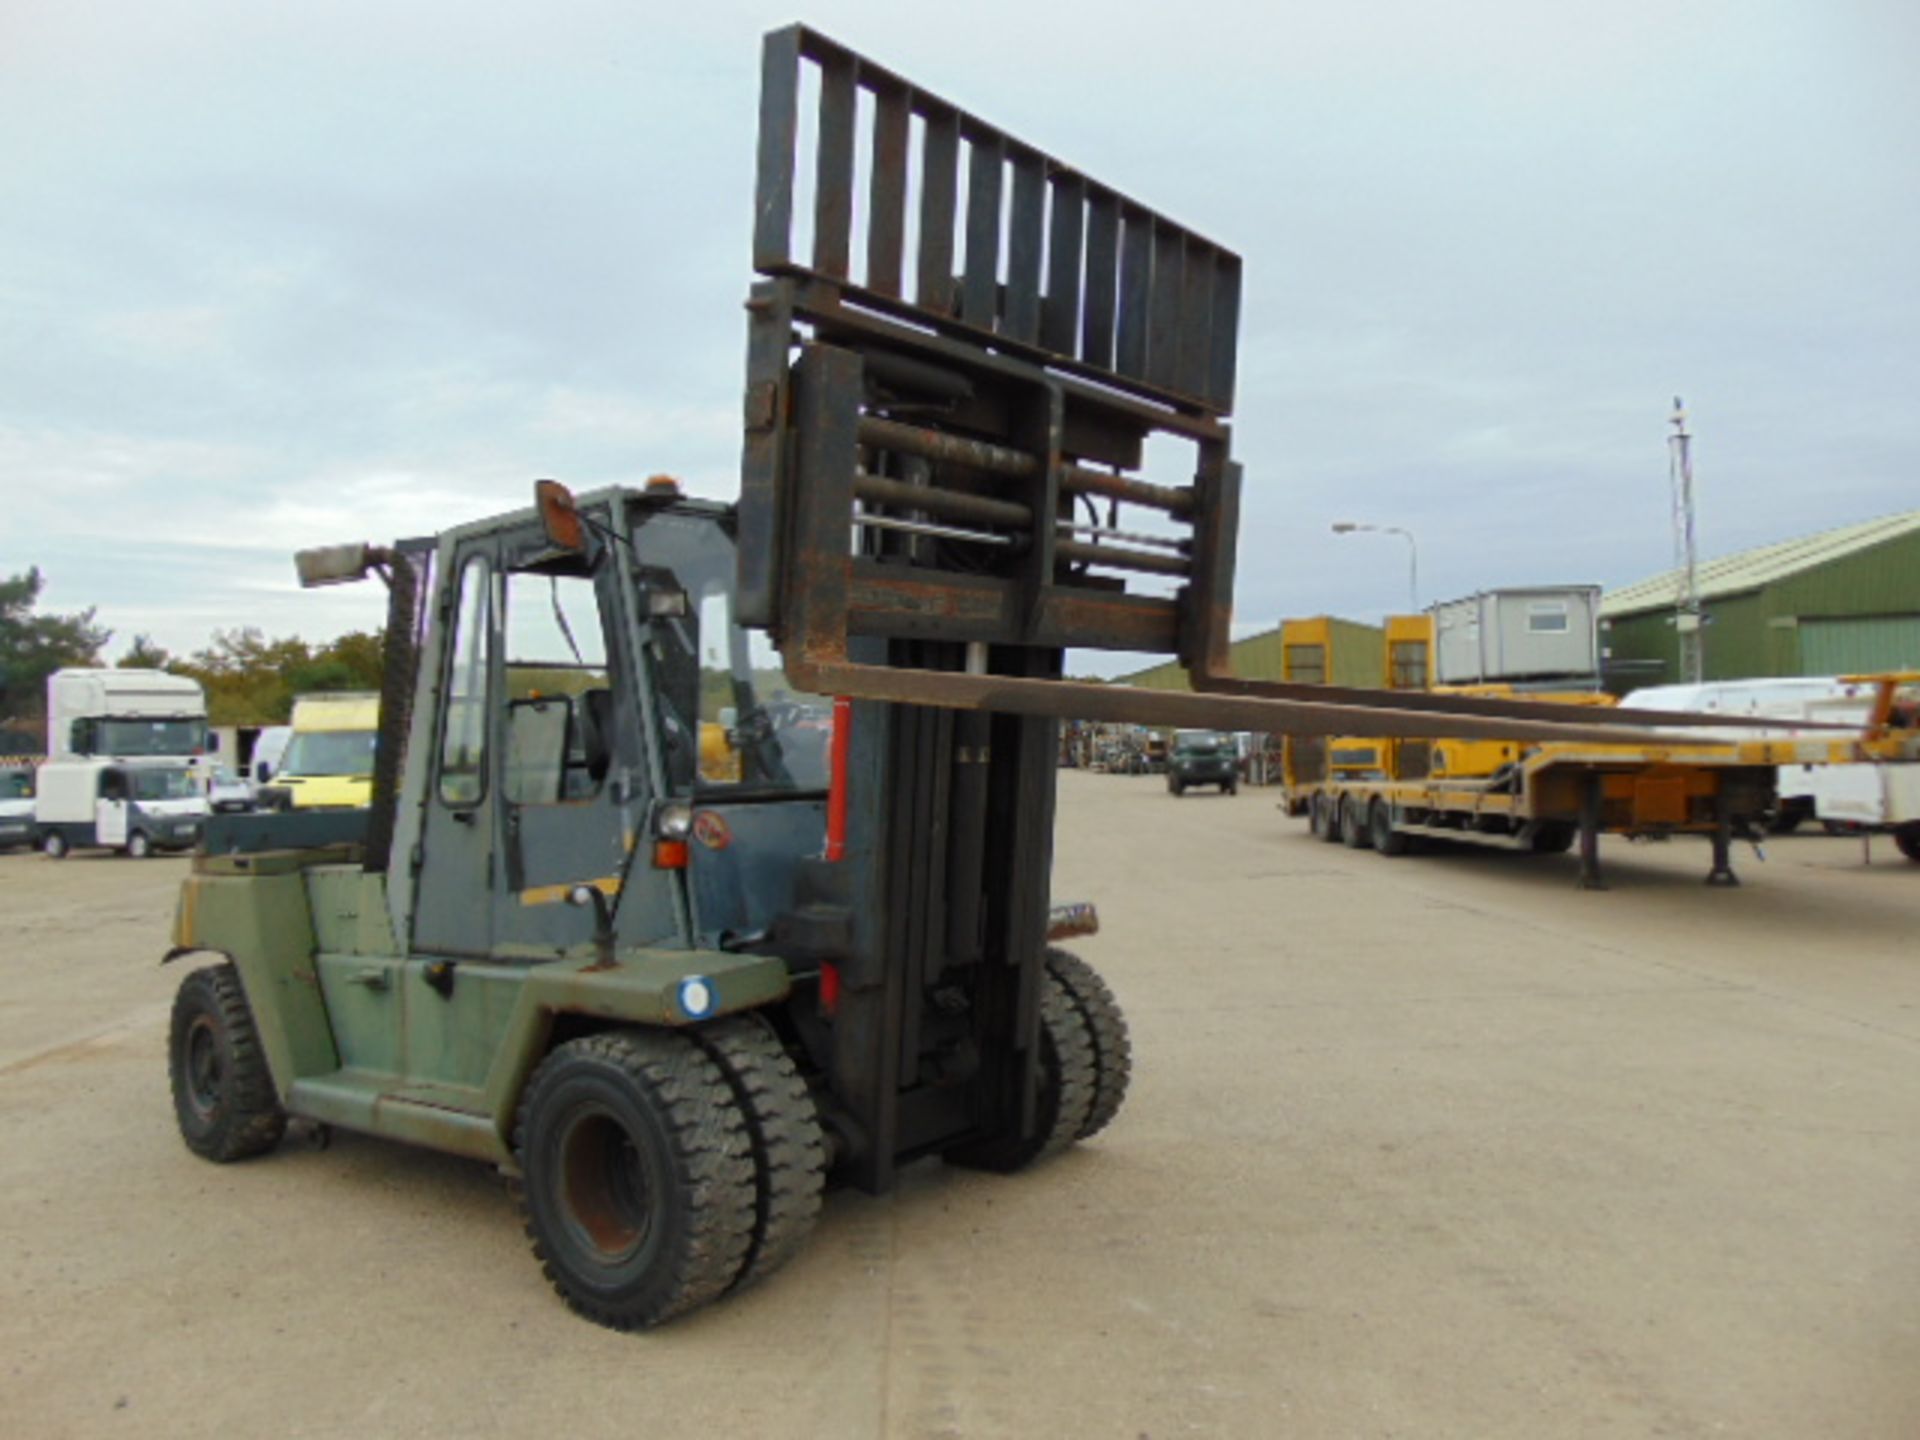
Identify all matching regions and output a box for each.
[0,567,382,733]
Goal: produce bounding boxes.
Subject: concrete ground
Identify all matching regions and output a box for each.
[3,770,1917,1438]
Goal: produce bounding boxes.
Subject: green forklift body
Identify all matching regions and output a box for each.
[170,850,790,1168]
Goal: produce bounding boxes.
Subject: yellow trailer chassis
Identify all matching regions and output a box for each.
[1295,705,1920,889]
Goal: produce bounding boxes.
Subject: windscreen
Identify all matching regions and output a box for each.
[98,718,204,756]
[634,510,829,796]
[282,730,378,778]
[0,770,32,800]
[129,767,197,801]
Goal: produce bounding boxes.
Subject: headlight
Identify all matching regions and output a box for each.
[654,802,693,841]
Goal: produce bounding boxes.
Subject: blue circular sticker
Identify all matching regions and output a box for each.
[677,976,716,1020]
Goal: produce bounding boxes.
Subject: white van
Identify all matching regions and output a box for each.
[33,759,210,858]
[0,765,35,851]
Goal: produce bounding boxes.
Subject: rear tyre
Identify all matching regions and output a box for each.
[169,963,287,1162]
[1531,822,1576,854]
[1169,778,1185,797]
[1314,793,1341,843]
[1895,823,1920,863]
[514,1031,756,1330]
[1341,795,1372,850]
[1044,948,1132,1140]
[126,830,153,859]
[1370,800,1409,855]
[692,1014,827,1292]
[42,831,68,859]
[1224,780,1238,796]
[946,971,1096,1173]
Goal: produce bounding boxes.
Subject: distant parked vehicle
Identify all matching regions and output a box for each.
[257,694,378,810]
[206,768,257,814]
[250,726,292,784]
[0,767,35,850]
[33,759,209,858]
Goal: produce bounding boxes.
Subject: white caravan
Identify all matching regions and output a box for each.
[32,758,209,858]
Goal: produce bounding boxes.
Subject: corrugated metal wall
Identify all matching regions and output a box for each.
[1797,616,1920,673]
[1602,528,1920,690]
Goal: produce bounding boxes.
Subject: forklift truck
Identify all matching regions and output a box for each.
[163,25,1772,1330]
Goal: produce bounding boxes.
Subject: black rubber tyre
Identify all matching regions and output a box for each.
[42,831,68,859]
[1895,823,1920,863]
[1531,822,1576,854]
[1224,781,1238,796]
[169,963,287,1162]
[1169,779,1185,797]
[1313,793,1341,843]
[126,830,153,859]
[1308,793,1328,839]
[691,1014,827,1292]
[1045,948,1132,1140]
[514,1030,756,1330]
[1370,800,1409,855]
[1341,795,1372,850]
[946,971,1096,1173]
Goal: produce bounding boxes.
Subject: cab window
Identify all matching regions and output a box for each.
[502,572,613,805]
[439,557,491,805]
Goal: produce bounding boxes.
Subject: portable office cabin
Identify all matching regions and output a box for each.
[1432,588,1602,686]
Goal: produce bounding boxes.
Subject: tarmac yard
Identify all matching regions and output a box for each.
[3,769,1918,1439]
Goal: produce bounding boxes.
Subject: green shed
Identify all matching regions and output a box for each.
[1113,618,1385,692]
[1599,510,1920,691]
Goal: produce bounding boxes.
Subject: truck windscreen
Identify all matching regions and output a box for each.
[98,719,205,756]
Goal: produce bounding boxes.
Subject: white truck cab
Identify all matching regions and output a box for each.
[33,759,209,858]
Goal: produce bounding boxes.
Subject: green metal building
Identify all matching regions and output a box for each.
[1600,510,1920,690]
[1113,617,1386,691]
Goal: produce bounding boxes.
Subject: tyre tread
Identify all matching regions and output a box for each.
[694,1014,827,1292]
[1045,948,1132,1140]
[511,1030,755,1330]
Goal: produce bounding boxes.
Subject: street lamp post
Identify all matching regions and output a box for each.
[1332,522,1419,612]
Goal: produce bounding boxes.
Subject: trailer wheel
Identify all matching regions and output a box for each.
[1895,823,1920,863]
[42,831,68,860]
[1531,822,1576,854]
[1340,795,1372,849]
[946,971,1096,1173]
[1311,793,1340,843]
[168,963,287,1162]
[126,830,153,859]
[1045,948,1132,1140]
[1369,800,1409,855]
[514,1031,755,1330]
[692,1014,827,1293]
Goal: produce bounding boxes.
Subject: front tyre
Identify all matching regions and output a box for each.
[126,830,153,859]
[169,963,287,1162]
[692,1014,827,1292]
[514,1031,756,1330]
[42,831,68,859]
[1045,948,1132,1139]
[945,971,1096,1173]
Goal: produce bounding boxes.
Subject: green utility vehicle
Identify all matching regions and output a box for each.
[1167,730,1239,796]
[161,25,1749,1331]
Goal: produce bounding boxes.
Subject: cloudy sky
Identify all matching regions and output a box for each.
[2,1,1915,675]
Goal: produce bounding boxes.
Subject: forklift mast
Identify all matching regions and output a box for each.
[732,27,1810,1192]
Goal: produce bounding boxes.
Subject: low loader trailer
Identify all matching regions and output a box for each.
[159,26,1803,1330]
[1296,673,1920,887]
